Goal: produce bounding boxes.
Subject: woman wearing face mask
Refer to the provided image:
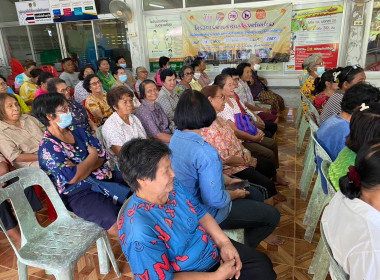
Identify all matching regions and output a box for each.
[33,93,130,236]
[189,63,203,91]
[115,56,135,86]
[249,55,285,113]
[300,53,325,100]
[0,94,45,168]
[311,69,340,114]
[111,67,140,109]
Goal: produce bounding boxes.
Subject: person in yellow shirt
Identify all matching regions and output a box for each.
[0,75,30,114]
[189,62,203,91]
[19,69,42,110]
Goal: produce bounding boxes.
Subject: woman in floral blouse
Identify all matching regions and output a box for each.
[34,93,130,235]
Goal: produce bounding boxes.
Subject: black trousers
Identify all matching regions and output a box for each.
[263,121,278,138]
[210,239,276,280]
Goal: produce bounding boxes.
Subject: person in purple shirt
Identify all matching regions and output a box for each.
[118,138,276,280]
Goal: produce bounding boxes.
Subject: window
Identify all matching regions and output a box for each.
[143,0,183,11]
[2,26,31,64]
[365,1,380,71]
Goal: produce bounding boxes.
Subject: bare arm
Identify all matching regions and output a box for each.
[89,119,98,131]
[226,120,264,143]
[154,133,172,143]
[14,153,38,163]
[111,145,122,156]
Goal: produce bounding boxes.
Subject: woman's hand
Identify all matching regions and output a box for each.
[227,189,249,200]
[219,241,242,279]
[252,130,265,143]
[64,158,75,168]
[87,145,98,156]
[215,259,238,280]
[242,149,251,164]
[249,157,257,168]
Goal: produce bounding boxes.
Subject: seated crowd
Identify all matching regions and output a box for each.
[0,53,379,279]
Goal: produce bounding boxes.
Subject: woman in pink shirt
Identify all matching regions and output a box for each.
[34,71,54,98]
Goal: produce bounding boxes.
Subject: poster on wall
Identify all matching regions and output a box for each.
[284,5,343,71]
[49,0,98,22]
[182,4,292,64]
[15,0,53,25]
[146,15,184,72]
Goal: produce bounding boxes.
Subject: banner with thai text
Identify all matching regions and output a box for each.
[15,0,53,25]
[284,5,343,71]
[182,4,292,63]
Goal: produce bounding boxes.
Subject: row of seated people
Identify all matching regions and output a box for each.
[299,56,380,278]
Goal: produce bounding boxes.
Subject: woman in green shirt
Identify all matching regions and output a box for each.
[329,102,380,190]
[97,58,116,92]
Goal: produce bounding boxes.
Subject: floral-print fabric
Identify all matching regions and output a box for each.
[85,93,113,125]
[68,99,92,134]
[38,127,112,194]
[201,118,246,176]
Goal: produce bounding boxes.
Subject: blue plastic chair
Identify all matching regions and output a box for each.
[0,168,121,280]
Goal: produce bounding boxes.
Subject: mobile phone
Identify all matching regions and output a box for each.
[226,180,249,191]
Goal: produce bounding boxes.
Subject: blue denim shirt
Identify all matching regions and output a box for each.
[169,130,231,223]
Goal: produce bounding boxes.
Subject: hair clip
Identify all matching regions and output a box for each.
[333,71,340,82]
[360,103,370,111]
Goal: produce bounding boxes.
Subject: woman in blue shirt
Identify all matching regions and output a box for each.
[169,89,281,248]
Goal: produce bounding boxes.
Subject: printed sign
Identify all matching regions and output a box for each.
[49,0,98,22]
[15,0,53,25]
[182,4,292,63]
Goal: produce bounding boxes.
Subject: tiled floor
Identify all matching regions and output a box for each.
[0,108,331,279]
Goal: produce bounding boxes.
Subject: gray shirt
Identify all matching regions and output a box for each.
[60,72,80,88]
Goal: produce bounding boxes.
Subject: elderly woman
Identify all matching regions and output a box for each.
[111,66,140,109]
[33,93,130,235]
[34,71,54,98]
[134,66,148,99]
[170,89,282,248]
[328,102,380,191]
[156,69,179,121]
[97,58,116,91]
[300,53,324,98]
[135,79,173,144]
[102,86,146,166]
[47,78,97,134]
[0,75,29,114]
[154,56,170,87]
[74,65,95,103]
[0,93,44,168]
[119,138,276,280]
[193,57,211,87]
[322,139,380,279]
[174,65,193,95]
[83,74,113,126]
[320,65,366,124]
[19,68,42,109]
[249,55,285,112]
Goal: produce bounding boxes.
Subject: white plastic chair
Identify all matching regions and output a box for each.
[0,168,121,280]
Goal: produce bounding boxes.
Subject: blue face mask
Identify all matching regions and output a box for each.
[120,64,127,68]
[119,75,127,83]
[166,65,171,69]
[316,66,325,76]
[56,112,72,128]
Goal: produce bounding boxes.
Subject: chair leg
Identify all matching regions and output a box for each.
[17,261,28,280]
[297,117,308,154]
[312,248,330,280]
[309,238,326,274]
[97,237,110,275]
[100,232,121,277]
[55,268,75,280]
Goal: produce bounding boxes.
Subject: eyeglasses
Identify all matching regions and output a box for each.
[214,94,225,100]
[184,72,194,76]
[343,64,361,81]
[58,87,71,93]
[138,71,148,74]
[90,80,102,86]
[0,82,7,87]
[56,106,72,114]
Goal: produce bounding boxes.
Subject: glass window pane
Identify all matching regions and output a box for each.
[93,19,132,69]
[144,0,183,11]
[29,24,61,67]
[95,0,112,14]
[61,21,96,70]
[185,0,230,7]
[2,26,31,64]
[0,0,18,23]
[365,2,380,71]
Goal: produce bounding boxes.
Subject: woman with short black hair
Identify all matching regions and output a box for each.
[34,71,54,98]
[154,56,170,87]
[74,64,95,103]
[97,58,116,91]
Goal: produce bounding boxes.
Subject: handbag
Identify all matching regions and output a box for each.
[234,113,258,137]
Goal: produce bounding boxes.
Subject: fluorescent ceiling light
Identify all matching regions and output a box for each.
[149,3,165,8]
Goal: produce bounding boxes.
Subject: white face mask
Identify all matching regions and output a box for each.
[253,64,261,71]
[194,73,201,79]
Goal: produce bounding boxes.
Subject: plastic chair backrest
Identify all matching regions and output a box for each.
[117,195,134,225]
[311,133,332,194]
[40,65,59,78]
[10,58,24,77]
[0,168,70,249]
[304,97,321,125]
[321,160,336,199]
[320,223,349,280]
[305,110,319,137]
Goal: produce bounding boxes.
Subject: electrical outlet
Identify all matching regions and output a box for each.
[354,20,363,25]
